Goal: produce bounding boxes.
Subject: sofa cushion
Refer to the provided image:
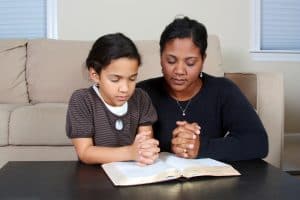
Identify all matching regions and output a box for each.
[204,35,224,76]
[0,146,77,169]
[0,40,29,103]
[9,103,72,145]
[26,39,92,103]
[0,104,29,146]
[135,40,161,82]
[26,36,223,103]
[225,73,257,109]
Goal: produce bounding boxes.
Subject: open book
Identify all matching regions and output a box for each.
[102,152,240,186]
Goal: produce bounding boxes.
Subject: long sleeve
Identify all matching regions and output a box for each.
[198,79,268,161]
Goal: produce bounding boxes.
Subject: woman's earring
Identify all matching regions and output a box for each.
[200,72,203,78]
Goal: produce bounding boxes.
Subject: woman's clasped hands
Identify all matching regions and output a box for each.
[171,121,201,159]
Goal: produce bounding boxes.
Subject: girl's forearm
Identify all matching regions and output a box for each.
[79,145,134,164]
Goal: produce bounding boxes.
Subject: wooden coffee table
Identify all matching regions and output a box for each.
[0,159,299,199]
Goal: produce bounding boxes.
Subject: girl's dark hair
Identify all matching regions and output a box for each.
[86,33,141,74]
[159,16,208,59]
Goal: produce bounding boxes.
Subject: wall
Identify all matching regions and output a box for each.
[58,0,300,133]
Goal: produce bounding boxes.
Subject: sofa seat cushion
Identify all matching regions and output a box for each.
[0,104,29,146]
[0,146,77,169]
[0,40,28,103]
[9,103,72,145]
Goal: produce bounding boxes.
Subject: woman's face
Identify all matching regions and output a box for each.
[161,37,205,96]
[90,57,139,106]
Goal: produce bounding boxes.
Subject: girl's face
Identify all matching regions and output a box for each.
[90,57,139,106]
[161,37,205,97]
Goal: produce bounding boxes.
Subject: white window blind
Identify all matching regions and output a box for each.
[261,0,300,50]
[0,0,57,39]
[251,0,300,61]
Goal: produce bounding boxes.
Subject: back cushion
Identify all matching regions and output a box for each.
[204,35,224,76]
[26,39,92,103]
[26,36,223,103]
[225,73,257,109]
[136,40,161,82]
[0,40,28,103]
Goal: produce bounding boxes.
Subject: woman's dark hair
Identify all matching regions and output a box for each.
[160,16,208,59]
[86,33,141,74]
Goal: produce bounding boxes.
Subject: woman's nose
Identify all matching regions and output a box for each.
[174,62,186,75]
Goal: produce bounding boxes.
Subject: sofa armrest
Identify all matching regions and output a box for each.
[256,72,284,168]
[225,72,284,168]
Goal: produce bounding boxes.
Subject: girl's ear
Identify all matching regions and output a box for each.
[89,68,100,83]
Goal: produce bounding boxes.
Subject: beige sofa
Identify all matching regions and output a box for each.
[0,36,284,168]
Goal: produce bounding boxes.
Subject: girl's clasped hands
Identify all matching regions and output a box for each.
[132,131,160,166]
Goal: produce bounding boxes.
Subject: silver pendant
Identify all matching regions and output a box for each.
[176,100,191,117]
[115,119,123,130]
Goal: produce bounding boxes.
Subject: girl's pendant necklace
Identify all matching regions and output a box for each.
[115,119,124,131]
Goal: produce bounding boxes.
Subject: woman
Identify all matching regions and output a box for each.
[138,16,268,161]
[66,33,159,165]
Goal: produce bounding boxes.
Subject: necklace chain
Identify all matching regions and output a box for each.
[176,100,192,116]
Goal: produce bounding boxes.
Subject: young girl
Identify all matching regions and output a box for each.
[66,33,160,165]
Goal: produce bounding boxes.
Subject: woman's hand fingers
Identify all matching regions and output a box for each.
[184,122,201,135]
[172,145,188,158]
[171,122,201,158]
[173,132,197,142]
[172,128,197,147]
[176,121,200,135]
[176,120,187,126]
[173,126,197,138]
[173,122,200,141]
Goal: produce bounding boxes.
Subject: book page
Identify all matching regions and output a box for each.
[160,152,240,178]
[102,158,180,186]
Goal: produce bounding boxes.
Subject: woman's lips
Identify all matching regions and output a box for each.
[171,78,186,85]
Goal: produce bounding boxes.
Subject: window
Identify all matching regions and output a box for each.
[0,0,57,39]
[251,0,300,61]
